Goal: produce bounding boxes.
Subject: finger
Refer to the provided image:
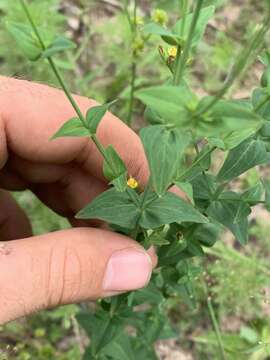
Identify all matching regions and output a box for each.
[0,77,149,185]
[0,190,32,240]
[0,228,156,324]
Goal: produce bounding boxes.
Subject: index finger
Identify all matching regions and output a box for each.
[0,76,149,183]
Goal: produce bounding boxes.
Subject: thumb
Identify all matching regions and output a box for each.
[0,228,156,324]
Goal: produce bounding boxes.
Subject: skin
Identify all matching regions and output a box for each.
[0,76,160,324]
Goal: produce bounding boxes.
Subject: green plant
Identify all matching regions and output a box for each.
[9,0,270,358]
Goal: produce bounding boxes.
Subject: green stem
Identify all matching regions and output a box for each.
[196,15,270,117]
[130,181,152,239]
[127,62,137,125]
[124,0,134,32]
[126,0,138,126]
[174,0,204,85]
[177,146,216,181]
[48,58,87,127]
[180,0,188,36]
[19,0,45,49]
[20,0,87,127]
[206,294,227,360]
[20,0,114,168]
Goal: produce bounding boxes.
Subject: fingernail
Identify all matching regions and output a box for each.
[103,248,152,292]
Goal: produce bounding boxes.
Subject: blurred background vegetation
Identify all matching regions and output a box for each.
[1,0,270,359]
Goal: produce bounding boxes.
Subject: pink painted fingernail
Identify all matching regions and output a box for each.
[103,248,152,292]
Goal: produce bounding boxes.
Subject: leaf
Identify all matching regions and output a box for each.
[51,117,89,139]
[140,192,208,229]
[141,126,190,195]
[7,22,42,61]
[174,181,194,203]
[143,23,182,45]
[207,197,251,244]
[103,333,135,360]
[192,223,221,248]
[86,100,117,134]
[77,312,121,355]
[198,97,262,139]
[136,85,197,125]
[241,182,264,205]
[179,145,213,182]
[103,145,127,191]
[111,173,128,192]
[192,173,216,201]
[210,99,260,121]
[263,179,270,211]
[42,36,76,58]
[240,326,258,344]
[144,107,164,125]
[173,6,215,46]
[252,88,270,120]
[218,138,270,182]
[146,231,170,246]
[133,283,164,305]
[259,122,270,138]
[222,127,259,150]
[76,188,140,229]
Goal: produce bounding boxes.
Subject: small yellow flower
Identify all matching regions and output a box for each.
[151,9,168,26]
[127,177,139,189]
[168,46,178,58]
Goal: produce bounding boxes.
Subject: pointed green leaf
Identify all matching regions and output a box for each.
[7,22,42,61]
[218,138,270,182]
[143,23,182,45]
[140,192,208,229]
[103,333,135,360]
[111,173,128,192]
[207,198,250,245]
[77,312,121,355]
[76,188,139,228]
[173,6,215,46]
[51,117,89,139]
[252,88,270,120]
[42,36,76,58]
[211,99,260,121]
[141,126,190,195]
[86,100,117,135]
[103,145,127,181]
[136,85,197,125]
[242,182,264,205]
[174,181,194,203]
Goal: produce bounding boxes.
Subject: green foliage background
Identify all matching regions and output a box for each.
[1,1,270,359]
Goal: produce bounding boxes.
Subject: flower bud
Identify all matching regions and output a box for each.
[151,9,168,26]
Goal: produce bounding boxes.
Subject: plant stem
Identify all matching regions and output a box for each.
[48,58,87,127]
[130,181,152,240]
[19,0,45,49]
[206,294,227,360]
[20,0,113,166]
[127,62,137,125]
[174,0,204,85]
[124,0,134,32]
[126,0,138,126]
[180,0,188,36]
[196,15,270,117]
[177,146,216,181]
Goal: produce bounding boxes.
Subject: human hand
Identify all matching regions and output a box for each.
[0,77,157,324]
